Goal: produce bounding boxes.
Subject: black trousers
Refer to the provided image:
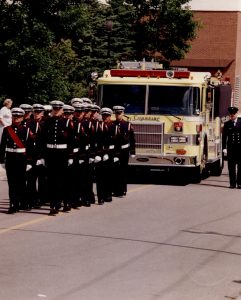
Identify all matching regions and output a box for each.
[26,164,48,207]
[112,150,129,196]
[228,158,241,186]
[45,150,68,209]
[95,158,113,202]
[5,153,27,210]
[227,148,241,186]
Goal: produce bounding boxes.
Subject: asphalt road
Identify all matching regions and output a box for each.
[1,164,241,300]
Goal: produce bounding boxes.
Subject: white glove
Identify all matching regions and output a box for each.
[89,158,94,164]
[1,164,5,169]
[130,154,136,158]
[103,154,109,161]
[113,157,119,163]
[79,159,84,164]
[68,159,73,166]
[223,149,227,155]
[26,164,32,171]
[94,156,102,163]
[36,159,45,166]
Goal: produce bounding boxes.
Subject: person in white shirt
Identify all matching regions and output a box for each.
[0,98,13,142]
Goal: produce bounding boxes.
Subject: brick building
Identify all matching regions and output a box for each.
[171,0,241,108]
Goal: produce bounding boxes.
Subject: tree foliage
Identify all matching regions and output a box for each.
[0,0,198,104]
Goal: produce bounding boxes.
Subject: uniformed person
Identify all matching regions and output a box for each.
[81,103,96,205]
[0,108,31,213]
[72,103,91,207]
[43,105,52,119]
[222,106,241,188]
[19,104,33,127]
[112,106,136,197]
[26,104,47,208]
[40,100,74,215]
[95,107,118,203]
[63,104,75,120]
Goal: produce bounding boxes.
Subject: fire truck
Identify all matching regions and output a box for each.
[96,61,232,182]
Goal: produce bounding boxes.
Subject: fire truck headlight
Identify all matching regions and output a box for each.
[174,157,185,165]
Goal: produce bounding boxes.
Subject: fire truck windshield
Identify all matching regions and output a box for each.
[99,84,200,116]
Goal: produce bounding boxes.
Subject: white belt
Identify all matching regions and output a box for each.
[109,145,115,150]
[47,144,67,149]
[121,143,130,149]
[73,148,79,153]
[6,147,26,153]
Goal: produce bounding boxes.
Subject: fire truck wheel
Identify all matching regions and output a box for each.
[190,166,202,184]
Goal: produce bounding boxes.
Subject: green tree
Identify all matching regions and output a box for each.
[0,0,198,104]
[129,0,199,63]
[0,0,100,104]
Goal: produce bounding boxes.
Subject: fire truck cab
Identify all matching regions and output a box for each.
[96,61,232,182]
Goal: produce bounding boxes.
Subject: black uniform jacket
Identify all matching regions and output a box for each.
[113,119,136,155]
[222,118,241,156]
[0,124,31,163]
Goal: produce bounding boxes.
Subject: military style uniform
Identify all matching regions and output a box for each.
[26,104,47,208]
[20,104,33,127]
[95,108,118,203]
[41,100,74,215]
[112,106,136,197]
[0,108,31,213]
[222,106,241,188]
[81,107,96,206]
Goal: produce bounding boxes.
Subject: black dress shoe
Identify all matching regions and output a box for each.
[7,207,16,214]
[63,206,71,212]
[113,193,124,198]
[48,208,58,216]
[98,199,104,205]
[104,197,112,202]
[237,185,241,189]
[229,185,236,189]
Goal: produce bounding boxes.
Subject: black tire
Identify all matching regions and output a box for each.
[190,166,202,183]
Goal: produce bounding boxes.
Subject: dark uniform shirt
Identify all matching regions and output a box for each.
[0,124,31,163]
[222,118,241,152]
[40,116,74,156]
[113,119,136,155]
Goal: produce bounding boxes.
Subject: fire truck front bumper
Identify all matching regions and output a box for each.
[129,154,199,169]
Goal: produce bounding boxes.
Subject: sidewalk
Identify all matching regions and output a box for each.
[0,164,6,180]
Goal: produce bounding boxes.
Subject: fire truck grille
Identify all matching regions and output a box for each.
[132,122,164,153]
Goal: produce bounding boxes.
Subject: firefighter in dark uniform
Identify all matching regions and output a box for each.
[81,103,96,205]
[0,108,31,213]
[26,104,47,208]
[63,104,75,120]
[222,106,241,188]
[72,102,91,207]
[40,100,74,215]
[19,104,33,127]
[63,104,76,208]
[112,106,136,197]
[95,107,118,203]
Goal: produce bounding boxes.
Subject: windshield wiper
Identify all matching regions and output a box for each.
[168,112,182,120]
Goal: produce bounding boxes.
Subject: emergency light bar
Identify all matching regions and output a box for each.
[110,69,190,79]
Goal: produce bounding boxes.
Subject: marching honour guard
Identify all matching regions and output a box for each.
[0,108,31,213]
